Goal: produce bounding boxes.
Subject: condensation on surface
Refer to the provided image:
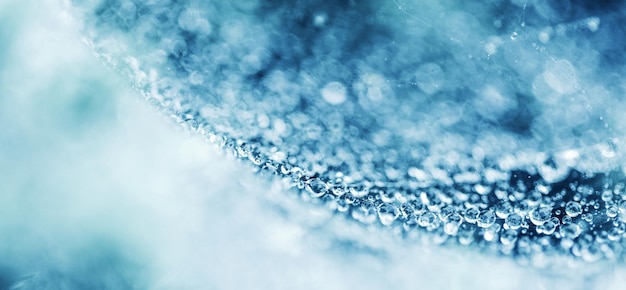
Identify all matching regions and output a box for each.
[2,0,626,289]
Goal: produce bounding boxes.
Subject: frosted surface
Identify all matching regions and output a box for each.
[2,0,626,289]
[67,0,626,265]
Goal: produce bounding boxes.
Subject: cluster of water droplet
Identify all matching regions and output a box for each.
[197,127,626,266]
[71,0,626,266]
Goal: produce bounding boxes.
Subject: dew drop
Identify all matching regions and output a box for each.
[565,201,583,217]
[608,227,622,241]
[543,59,580,95]
[330,186,347,197]
[458,224,476,246]
[379,189,395,203]
[418,212,435,227]
[349,184,369,197]
[538,29,551,43]
[530,206,552,226]
[351,202,377,224]
[321,81,347,105]
[418,212,440,231]
[483,223,501,242]
[500,229,518,246]
[403,216,419,232]
[413,63,444,95]
[504,213,523,230]
[560,223,582,239]
[561,238,574,250]
[586,17,600,32]
[443,213,463,236]
[439,205,456,221]
[561,216,572,224]
[599,140,618,158]
[527,191,542,206]
[581,243,603,263]
[536,217,559,235]
[409,200,427,215]
[463,207,480,224]
[336,197,349,212]
[399,203,414,218]
[305,178,328,198]
[619,200,626,218]
[477,209,496,228]
[601,190,613,202]
[313,11,328,27]
[607,204,619,218]
[473,183,492,195]
[184,118,199,130]
[377,203,400,226]
[495,202,514,218]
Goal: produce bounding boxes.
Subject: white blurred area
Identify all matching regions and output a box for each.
[0,0,625,289]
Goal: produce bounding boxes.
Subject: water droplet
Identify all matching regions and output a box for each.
[184,118,199,130]
[560,223,582,239]
[601,190,613,202]
[443,213,463,236]
[517,236,535,255]
[495,202,514,218]
[607,204,619,218]
[510,31,518,40]
[477,210,496,228]
[536,217,559,235]
[561,215,572,224]
[403,216,419,232]
[413,63,444,95]
[565,201,583,217]
[530,207,552,226]
[399,203,414,218]
[336,197,349,212]
[504,213,523,230]
[349,184,369,197]
[377,203,400,226]
[379,189,395,203]
[313,11,328,27]
[305,178,328,198]
[586,17,600,32]
[598,139,618,158]
[618,200,626,219]
[473,183,492,195]
[538,28,551,43]
[439,205,456,221]
[483,223,501,242]
[248,151,265,166]
[418,212,440,231]
[463,207,480,224]
[409,200,427,215]
[515,200,532,215]
[351,202,377,224]
[458,224,476,245]
[608,227,622,241]
[500,229,518,246]
[535,182,551,195]
[543,59,580,95]
[581,243,603,263]
[321,81,347,105]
